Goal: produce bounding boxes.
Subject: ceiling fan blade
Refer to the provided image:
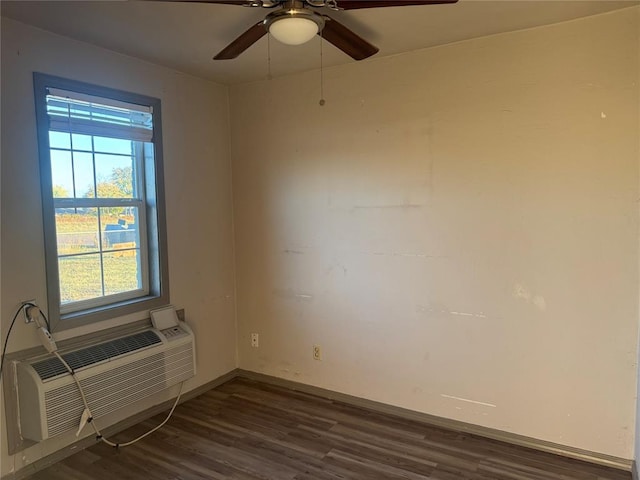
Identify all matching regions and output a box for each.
[214,21,267,59]
[336,0,457,9]
[320,15,378,60]
[148,0,254,4]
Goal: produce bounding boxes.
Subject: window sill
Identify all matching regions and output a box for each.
[55,293,169,332]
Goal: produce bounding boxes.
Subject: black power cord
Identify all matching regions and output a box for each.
[0,304,27,382]
[0,303,50,382]
[27,302,51,331]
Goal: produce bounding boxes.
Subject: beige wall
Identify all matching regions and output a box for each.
[0,18,236,476]
[2,6,639,475]
[231,7,640,459]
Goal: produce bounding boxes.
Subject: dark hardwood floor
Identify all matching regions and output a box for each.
[27,377,631,479]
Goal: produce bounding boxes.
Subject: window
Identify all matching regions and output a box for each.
[34,74,169,330]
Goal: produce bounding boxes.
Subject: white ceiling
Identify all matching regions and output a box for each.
[2,0,637,85]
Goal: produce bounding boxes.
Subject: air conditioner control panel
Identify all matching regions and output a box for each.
[151,306,192,342]
[160,324,189,341]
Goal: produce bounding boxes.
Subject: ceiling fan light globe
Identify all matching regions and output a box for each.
[269,17,318,45]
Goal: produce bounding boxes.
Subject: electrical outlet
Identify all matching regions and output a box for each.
[313,345,322,361]
[251,333,259,348]
[21,300,36,323]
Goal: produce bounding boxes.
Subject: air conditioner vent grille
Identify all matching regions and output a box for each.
[44,343,193,437]
[31,330,162,381]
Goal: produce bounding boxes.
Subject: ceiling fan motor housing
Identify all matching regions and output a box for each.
[264,8,326,45]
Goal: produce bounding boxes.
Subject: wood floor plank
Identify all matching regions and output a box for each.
[23,377,631,480]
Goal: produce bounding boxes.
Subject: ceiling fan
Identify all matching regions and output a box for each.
[153,0,458,61]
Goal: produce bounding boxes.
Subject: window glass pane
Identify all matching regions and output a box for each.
[101,201,142,298]
[103,251,142,296]
[49,131,70,149]
[58,254,102,304]
[101,207,138,249]
[56,208,99,256]
[50,150,73,198]
[71,151,95,198]
[95,153,134,199]
[94,136,132,155]
[71,133,92,151]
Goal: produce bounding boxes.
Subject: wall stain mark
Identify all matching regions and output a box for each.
[417,304,488,320]
[353,204,423,210]
[273,288,314,302]
[513,283,547,312]
[371,252,445,259]
[441,394,497,408]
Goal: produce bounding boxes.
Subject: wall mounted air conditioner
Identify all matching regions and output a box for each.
[15,323,195,442]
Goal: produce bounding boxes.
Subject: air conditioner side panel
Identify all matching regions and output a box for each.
[175,322,196,377]
[16,363,47,442]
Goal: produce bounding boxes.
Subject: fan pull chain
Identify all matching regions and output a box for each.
[267,33,273,81]
[319,32,325,106]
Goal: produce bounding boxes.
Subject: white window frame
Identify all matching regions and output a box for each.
[34,73,170,331]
